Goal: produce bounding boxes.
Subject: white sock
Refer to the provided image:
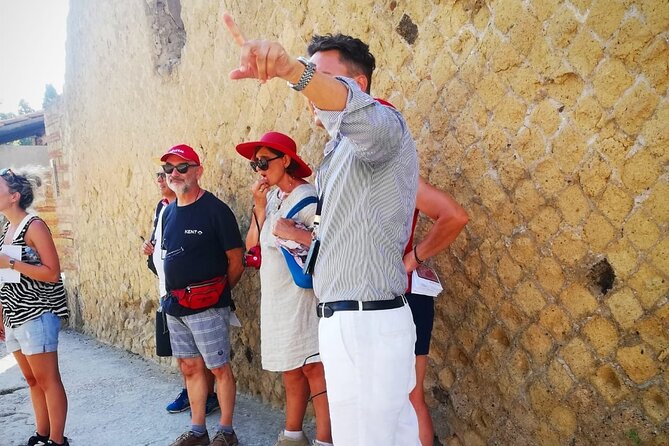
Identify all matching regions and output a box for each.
[313,441,334,446]
[284,430,304,440]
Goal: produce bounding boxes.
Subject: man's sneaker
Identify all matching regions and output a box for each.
[45,439,70,446]
[209,429,239,446]
[169,430,210,446]
[205,393,220,415]
[28,432,49,446]
[274,431,309,446]
[167,388,190,413]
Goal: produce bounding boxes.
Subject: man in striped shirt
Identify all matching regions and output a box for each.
[225,16,420,446]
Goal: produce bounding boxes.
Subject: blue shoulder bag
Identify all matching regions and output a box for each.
[280,195,318,289]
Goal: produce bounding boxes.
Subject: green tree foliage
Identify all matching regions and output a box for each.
[18,99,35,115]
[43,84,59,109]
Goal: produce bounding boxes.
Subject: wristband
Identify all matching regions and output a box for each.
[413,245,425,264]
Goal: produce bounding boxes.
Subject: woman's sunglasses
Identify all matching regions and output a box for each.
[162,163,199,174]
[156,172,167,180]
[250,155,283,172]
[0,168,17,185]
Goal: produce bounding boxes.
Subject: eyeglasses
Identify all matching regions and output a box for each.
[156,172,166,180]
[250,155,283,172]
[162,163,199,174]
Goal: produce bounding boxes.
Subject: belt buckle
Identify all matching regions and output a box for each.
[318,303,334,318]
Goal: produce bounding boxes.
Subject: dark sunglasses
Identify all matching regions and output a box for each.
[250,155,283,172]
[156,172,167,180]
[162,163,199,174]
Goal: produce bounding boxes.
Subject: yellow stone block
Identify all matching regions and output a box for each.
[553,125,588,173]
[476,72,505,111]
[550,405,577,437]
[559,283,597,318]
[614,82,661,136]
[557,185,590,225]
[529,207,560,245]
[591,364,629,404]
[529,379,557,415]
[533,159,566,197]
[622,149,663,195]
[628,263,668,309]
[642,386,669,424]
[539,305,572,341]
[530,0,560,21]
[643,180,669,223]
[528,37,562,78]
[548,359,573,397]
[568,29,604,77]
[515,126,547,164]
[640,0,669,35]
[508,12,540,57]
[639,37,669,91]
[624,210,661,251]
[610,18,654,67]
[494,0,527,33]
[586,0,627,40]
[522,323,554,364]
[592,59,634,108]
[552,231,588,267]
[607,287,644,329]
[497,252,524,290]
[499,301,525,334]
[462,146,488,187]
[636,315,669,353]
[509,236,539,269]
[617,344,659,384]
[494,95,526,131]
[572,95,604,134]
[530,99,560,136]
[547,4,579,48]
[515,281,547,315]
[650,236,669,277]
[561,338,596,379]
[508,66,541,102]
[431,52,458,92]
[598,184,633,226]
[514,180,545,219]
[536,257,564,295]
[579,153,612,198]
[454,113,479,147]
[478,176,507,211]
[545,72,584,107]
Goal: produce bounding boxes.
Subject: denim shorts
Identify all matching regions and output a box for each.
[166,306,231,369]
[4,312,62,355]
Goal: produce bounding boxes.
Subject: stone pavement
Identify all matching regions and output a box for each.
[0,330,314,446]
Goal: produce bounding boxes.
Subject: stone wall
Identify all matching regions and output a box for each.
[58,1,668,444]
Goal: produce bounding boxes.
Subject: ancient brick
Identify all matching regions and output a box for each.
[556,185,590,226]
[650,236,669,277]
[532,159,566,197]
[592,59,634,108]
[642,386,669,424]
[591,364,629,404]
[536,257,565,294]
[610,18,654,67]
[530,99,560,136]
[545,72,584,107]
[613,82,661,136]
[572,96,604,134]
[539,304,572,341]
[530,0,560,21]
[551,231,587,267]
[561,338,596,379]
[546,5,579,48]
[529,206,561,244]
[497,252,524,290]
[638,37,669,91]
[514,180,545,219]
[547,359,573,397]
[494,95,526,131]
[559,283,597,319]
[522,323,554,364]
[617,344,659,384]
[515,126,547,164]
[528,37,562,78]
[607,287,644,329]
[515,280,547,316]
[627,263,668,309]
[568,30,603,77]
[550,405,577,437]
[636,315,669,353]
[579,153,612,198]
[499,301,525,334]
[624,210,661,251]
[597,185,633,226]
[586,0,627,40]
[643,180,669,223]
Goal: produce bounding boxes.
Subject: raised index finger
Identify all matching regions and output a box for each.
[223,12,247,46]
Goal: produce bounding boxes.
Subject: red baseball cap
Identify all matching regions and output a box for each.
[160,144,201,164]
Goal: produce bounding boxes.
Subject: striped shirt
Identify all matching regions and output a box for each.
[313,77,418,303]
[0,216,68,328]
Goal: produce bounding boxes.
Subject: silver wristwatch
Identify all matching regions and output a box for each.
[288,56,316,91]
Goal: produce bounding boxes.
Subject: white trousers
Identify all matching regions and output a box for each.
[319,303,420,446]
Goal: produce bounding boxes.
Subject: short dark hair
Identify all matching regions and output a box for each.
[1,169,41,210]
[307,34,376,93]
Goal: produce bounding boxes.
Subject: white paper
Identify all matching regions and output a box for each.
[0,245,21,283]
[411,264,443,297]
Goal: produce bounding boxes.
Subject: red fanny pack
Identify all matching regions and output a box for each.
[170,276,228,310]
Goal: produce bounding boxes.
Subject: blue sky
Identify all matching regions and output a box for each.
[0,0,69,114]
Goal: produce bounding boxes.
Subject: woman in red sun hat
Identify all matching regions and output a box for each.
[236,131,332,446]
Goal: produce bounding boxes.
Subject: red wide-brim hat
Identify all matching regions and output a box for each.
[236,131,312,178]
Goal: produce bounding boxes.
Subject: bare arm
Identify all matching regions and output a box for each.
[0,220,62,283]
[226,247,245,289]
[404,177,469,273]
[272,218,313,246]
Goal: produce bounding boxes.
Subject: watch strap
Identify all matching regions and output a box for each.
[288,57,316,92]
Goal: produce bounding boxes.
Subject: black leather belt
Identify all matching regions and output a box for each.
[317,295,406,318]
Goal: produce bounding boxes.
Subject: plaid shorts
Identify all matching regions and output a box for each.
[166,306,231,369]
